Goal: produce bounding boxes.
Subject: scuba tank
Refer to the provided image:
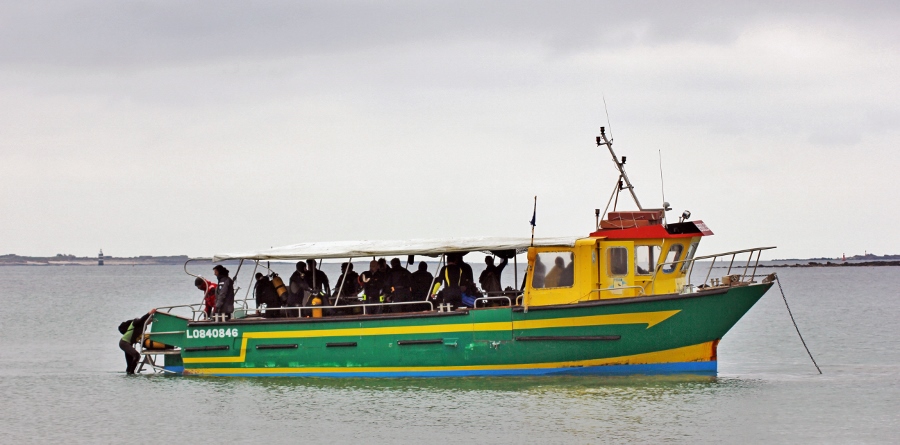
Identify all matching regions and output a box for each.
[311,294,323,318]
[142,335,169,350]
[271,274,288,302]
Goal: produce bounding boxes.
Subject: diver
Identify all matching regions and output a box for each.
[254,272,280,318]
[288,262,311,317]
[433,255,464,309]
[332,262,360,314]
[117,308,156,375]
[410,261,434,311]
[358,260,384,314]
[333,262,359,300]
[304,259,331,301]
[384,258,412,312]
[479,256,508,295]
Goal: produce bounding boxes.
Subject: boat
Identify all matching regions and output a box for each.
[139,127,776,377]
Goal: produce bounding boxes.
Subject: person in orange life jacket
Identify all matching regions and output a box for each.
[434,256,464,309]
[194,277,217,318]
[384,258,413,312]
[117,308,156,375]
[358,260,385,314]
[213,265,235,320]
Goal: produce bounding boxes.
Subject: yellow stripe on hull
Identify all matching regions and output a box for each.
[184,341,717,376]
[182,310,681,365]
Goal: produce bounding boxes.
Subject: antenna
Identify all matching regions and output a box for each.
[658,150,671,224]
[659,149,666,204]
[602,95,613,141]
[657,150,672,224]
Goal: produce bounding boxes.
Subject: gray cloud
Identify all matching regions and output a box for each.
[1,1,899,258]
[2,1,897,67]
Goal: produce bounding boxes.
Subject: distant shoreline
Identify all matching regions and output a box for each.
[0,254,189,266]
[768,260,900,268]
[3,253,899,268]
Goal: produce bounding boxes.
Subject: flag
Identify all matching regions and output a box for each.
[529,196,537,227]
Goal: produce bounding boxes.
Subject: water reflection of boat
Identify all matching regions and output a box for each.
[142,127,775,377]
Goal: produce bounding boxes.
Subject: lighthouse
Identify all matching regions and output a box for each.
[98,249,104,266]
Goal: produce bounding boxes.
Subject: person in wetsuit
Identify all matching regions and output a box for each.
[383,258,412,312]
[333,262,359,302]
[456,253,475,288]
[434,255,464,309]
[288,262,312,317]
[479,256,508,295]
[410,261,434,311]
[358,260,385,314]
[254,273,280,318]
[117,309,156,375]
[305,259,331,303]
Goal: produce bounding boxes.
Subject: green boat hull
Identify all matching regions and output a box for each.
[149,283,771,377]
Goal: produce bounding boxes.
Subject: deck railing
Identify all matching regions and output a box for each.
[647,246,777,293]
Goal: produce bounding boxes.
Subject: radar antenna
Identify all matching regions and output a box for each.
[597,127,642,216]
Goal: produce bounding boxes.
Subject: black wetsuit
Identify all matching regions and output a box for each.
[479,258,508,294]
[359,270,384,314]
[304,269,331,298]
[436,264,464,308]
[384,266,412,312]
[410,269,434,299]
[288,271,310,317]
[118,312,152,374]
[334,271,360,303]
[255,277,280,318]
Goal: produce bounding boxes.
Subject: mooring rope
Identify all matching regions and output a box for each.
[775,275,822,374]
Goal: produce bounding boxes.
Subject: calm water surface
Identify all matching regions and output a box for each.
[0,265,897,443]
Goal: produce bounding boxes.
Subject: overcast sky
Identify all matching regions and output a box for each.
[2,1,898,259]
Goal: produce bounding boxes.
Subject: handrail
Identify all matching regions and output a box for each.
[588,286,646,296]
[228,299,436,318]
[691,246,777,262]
[473,295,512,308]
[645,246,777,291]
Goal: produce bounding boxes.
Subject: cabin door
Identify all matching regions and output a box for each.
[599,241,637,298]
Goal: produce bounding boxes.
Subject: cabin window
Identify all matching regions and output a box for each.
[682,242,699,273]
[532,251,574,288]
[607,247,628,276]
[662,244,684,273]
[634,245,660,275]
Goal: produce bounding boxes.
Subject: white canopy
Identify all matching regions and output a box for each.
[210,236,582,261]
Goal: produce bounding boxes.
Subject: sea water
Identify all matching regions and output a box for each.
[0,264,897,443]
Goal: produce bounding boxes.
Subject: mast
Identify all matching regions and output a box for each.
[596,127,643,210]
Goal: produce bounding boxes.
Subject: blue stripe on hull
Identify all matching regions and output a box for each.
[190,361,717,378]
